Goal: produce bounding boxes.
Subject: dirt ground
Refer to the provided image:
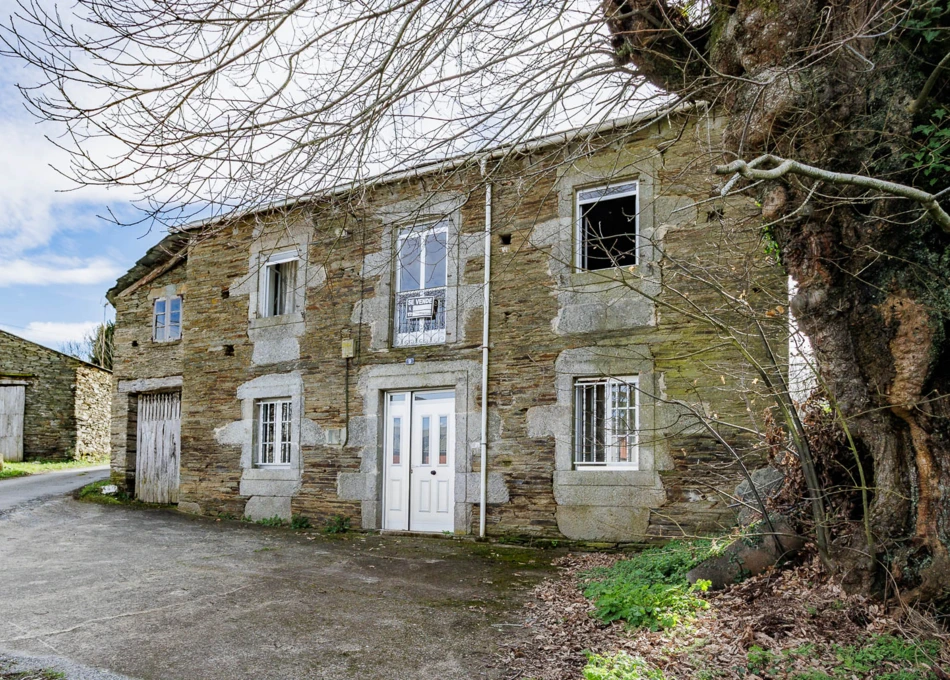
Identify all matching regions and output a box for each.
[0,497,556,680]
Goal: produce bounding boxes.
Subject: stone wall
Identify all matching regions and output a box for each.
[110,112,782,541]
[75,365,112,458]
[0,330,112,460]
[109,261,187,487]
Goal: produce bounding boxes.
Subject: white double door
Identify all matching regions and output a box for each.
[383,390,455,533]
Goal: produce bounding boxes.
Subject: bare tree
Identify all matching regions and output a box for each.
[59,321,114,369]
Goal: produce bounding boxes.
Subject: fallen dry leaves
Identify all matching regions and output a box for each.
[496,552,949,680]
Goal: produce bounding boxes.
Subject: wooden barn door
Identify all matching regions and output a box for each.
[0,385,25,462]
[135,392,181,503]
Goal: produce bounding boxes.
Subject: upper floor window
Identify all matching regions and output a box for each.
[576,181,638,271]
[256,398,292,466]
[574,376,639,469]
[262,254,298,317]
[394,222,447,346]
[153,295,182,342]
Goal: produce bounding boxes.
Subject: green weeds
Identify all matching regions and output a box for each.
[744,635,943,679]
[323,514,351,534]
[583,652,666,680]
[581,539,723,630]
[290,513,311,530]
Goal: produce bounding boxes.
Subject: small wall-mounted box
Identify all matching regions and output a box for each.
[341,338,356,358]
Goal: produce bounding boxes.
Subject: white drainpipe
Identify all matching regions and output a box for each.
[479,158,492,539]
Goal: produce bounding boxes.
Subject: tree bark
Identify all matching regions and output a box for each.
[605,0,950,599]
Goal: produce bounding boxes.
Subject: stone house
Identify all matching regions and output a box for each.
[0,329,112,462]
[106,111,780,541]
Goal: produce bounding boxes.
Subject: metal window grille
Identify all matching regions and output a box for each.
[574,377,639,468]
[257,399,292,465]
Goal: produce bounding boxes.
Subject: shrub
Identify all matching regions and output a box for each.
[323,514,351,534]
[581,539,722,630]
[255,515,286,527]
[583,652,666,680]
[290,513,311,530]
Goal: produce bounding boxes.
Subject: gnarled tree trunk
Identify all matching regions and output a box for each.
[605,0,950,599]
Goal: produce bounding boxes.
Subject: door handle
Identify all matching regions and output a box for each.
[430,470,437,476]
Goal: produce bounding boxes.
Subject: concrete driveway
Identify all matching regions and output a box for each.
[0,466,110,513]
[0,498,553,680]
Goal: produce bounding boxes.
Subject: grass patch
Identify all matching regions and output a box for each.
[0,458,106,480]
[743,634,945,680]
[76,479,130,505]
[253,515,286,527]
[583,652,666,680]
[0,669,66,680]
[581,538,724,630]
[76,479,171,508]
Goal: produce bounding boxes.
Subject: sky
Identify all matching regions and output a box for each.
[0,36,165,351]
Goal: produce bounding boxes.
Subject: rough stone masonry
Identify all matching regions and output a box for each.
[107,111,783,542]
[0,329,111,461]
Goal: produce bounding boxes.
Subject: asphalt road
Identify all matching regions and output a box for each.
[0,497,553,680]
[0,465,110,513]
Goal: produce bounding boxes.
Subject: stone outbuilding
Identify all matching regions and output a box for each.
[106,110,785,542]
[0,329,112,462]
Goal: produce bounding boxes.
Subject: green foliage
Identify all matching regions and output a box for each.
[76,479,129,505]
[832,634,941,677]
[761,223,781,260]
[747,645,780,672]
[290,513,311,530]
[910,108,950,186]
[581,539,722,630]
[323,514,351,534]
[0,458,107,480]
[582,652,667,680]
[904,0,950,42]
[0,669,68,680]
[742,635,942,679]
[255,515,286,527]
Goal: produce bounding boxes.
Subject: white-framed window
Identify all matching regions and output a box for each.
[256,399,292,466]
[153,295,182,342]
[393,221,448,346]
[574,376,639,469]
[575,180,639,270]
[261,253,298,317]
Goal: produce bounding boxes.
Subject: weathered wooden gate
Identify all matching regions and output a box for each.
[0,384,25,462]
[135,391,181,503]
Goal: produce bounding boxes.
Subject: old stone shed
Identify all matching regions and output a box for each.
[0,329,112,462]
[106,110,784,542]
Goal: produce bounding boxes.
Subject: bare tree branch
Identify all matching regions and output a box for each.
[716,154,950,233]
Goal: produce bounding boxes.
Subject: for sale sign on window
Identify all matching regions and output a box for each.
[406,296,436,319]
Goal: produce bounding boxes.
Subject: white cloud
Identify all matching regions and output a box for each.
[1,321,99,346]
[0,256,123,287]
[0,81,136,258]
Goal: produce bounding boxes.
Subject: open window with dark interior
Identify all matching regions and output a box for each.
[576,181,638,270]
